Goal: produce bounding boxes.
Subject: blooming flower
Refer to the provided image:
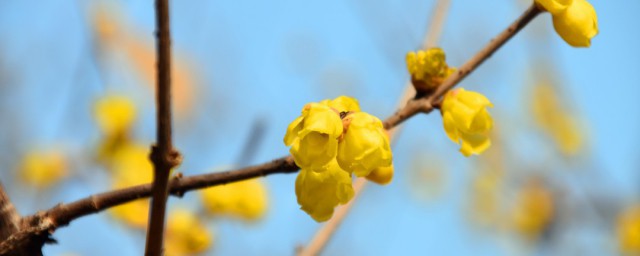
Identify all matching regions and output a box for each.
[108,144,153,228]
[19,149,69,189]
[617,204,640,255]
[441,88,493,157]
[536,0,598,47]
[284,103,343,170]
[295,161,354,222]
[165,208,213,256]
[406,48,456,94]
[337,112,392,177]
[200,178,269,220]
[94,95,137,136]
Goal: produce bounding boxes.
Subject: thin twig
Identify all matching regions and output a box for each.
[0,3,542,255]
[145,0,182,255]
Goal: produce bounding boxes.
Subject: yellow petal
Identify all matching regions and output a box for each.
[295,162,354,222]
[365,165,394,185]
[165,209,213,255]
[283,115,304,146]
[459,132,491,157]
[324,95,361,113]
[442,112,460,143]
[552,0,598,47]
[536,0,573,15]
[337,112,392,177]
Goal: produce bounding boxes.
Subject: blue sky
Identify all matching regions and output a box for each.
[0,0,637,255]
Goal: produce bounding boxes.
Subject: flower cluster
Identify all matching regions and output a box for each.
[406,48,456,94]
[284,96,393,222]
[441,88,494,157]
[535,0,598,47]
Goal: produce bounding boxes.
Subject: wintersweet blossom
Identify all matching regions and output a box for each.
[295,161,354,222]
[284,103,343,170]
[441,88,494,157]
[617,204,640,254]
[536,0,598,47]
[165,209,213,256]
[337,112,392,177]
[200,178,268,220]
[19,150,68,189]
[94,95,136,136]
[406,48,456,93]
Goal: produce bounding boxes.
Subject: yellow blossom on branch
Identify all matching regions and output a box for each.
[406,48,456,94]
[337,112,392,177]
[200,178,269,220]
[94,95,137,137]
[19,150,69,189]
[165,208,213,256]
[284,103,343,170]
[617,204,640,255]
[295,161,354,222]
[536,0,598,47]
[441,88,494,157]
[108,144,153,228]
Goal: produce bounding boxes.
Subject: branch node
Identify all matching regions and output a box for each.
[149,145,183,170]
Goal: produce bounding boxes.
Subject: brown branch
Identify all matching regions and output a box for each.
[145,0,181,255]
[0,3,543,255]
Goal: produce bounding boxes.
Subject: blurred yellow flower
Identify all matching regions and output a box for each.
[406,48,456,94]
[536,0,598,47]
[200,178,269,220]
[365,165,394,185]
[284,103,343,170]
[510,178,554,240]
[337,112,392,177]
[320,95,361,113]
[617,204,640,255]
[94,95,136,137]
[441,88,493,157]
[108,144,153,229]
[165,208,213,256]
[295,161,354,222]
[531,83,584,156]
[19,150,69,189]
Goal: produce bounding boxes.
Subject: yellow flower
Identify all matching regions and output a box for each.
[536,0,598,47]
[200,178,269,220]
[531,83,584,156]
[337,112,392,177]
[284,103,343,169]
[19,150,69,189]
[365,165,394,185]
[406,48,456,94]
[94,95,137,136]
[320,95,361,113]
[509,178,554,240]
[441,88,493,157]
[108,144,153,228]
[165,208,213,256]
[617,204,640,255]
[295,161,354,222]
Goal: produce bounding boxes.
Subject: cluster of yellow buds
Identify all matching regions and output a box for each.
[535,0,598,47]
[284,96,393,222]
[406,48,456,95]
[441,88,494,157]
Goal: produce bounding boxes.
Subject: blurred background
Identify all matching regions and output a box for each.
[0,0,638,255]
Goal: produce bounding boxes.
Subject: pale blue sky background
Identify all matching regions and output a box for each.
[0,0,638,255]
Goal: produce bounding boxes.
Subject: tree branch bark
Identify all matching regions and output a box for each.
[145,0,182,255]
